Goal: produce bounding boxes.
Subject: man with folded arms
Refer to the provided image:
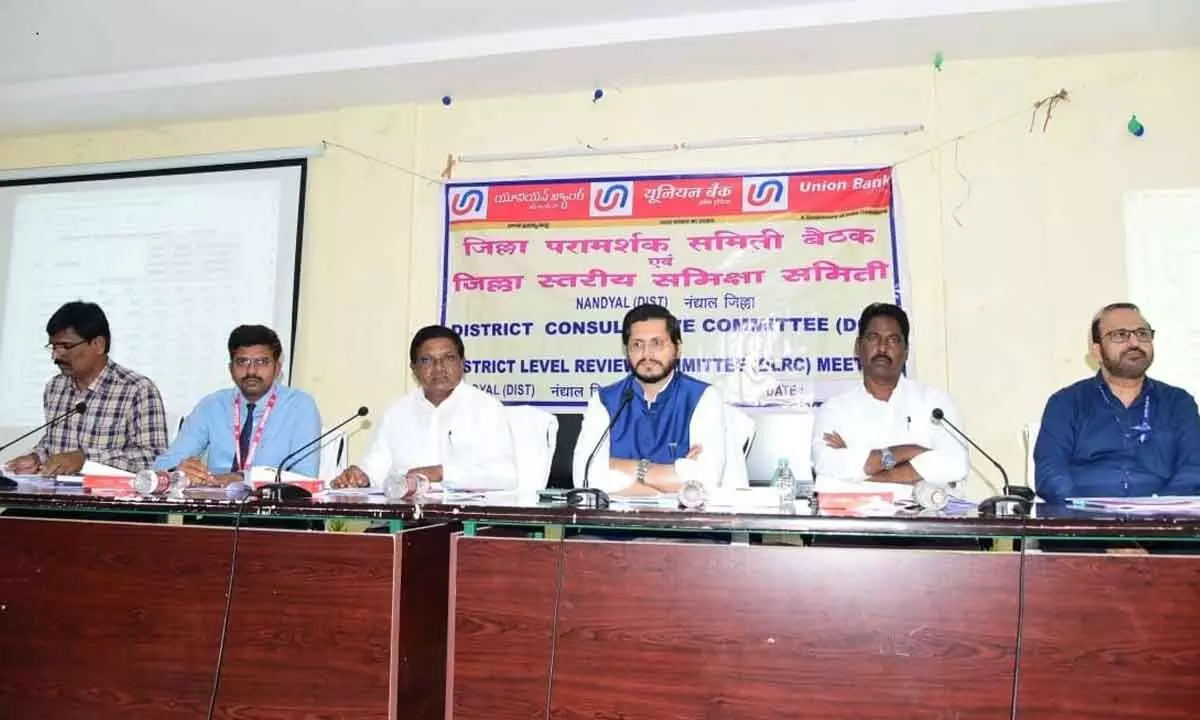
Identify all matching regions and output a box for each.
[1034,302,1200,502]
[573,303,727,496]
[7,301,168,475]
[812,302,968,498]
[154,325,321,486]
[330,325,517,493]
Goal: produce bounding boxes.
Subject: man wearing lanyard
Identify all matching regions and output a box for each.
[1034,303,1200,501]
[153,325,321,485]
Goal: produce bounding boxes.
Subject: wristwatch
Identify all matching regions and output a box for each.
[880,447,897,471]
[636,458,650,484]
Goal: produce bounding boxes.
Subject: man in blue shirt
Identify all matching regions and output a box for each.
[154,325,321,484]
[1034,302,1200,501]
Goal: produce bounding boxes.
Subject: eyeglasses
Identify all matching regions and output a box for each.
[1103,327,1155,344]
[861,332,905,348]
[45,339,88,353]
[628,337,672,353]
[232,357,274,369]
[415,354,460,368]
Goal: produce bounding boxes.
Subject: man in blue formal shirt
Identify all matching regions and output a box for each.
[154,325,321,484]
[1034,302,1200,501]
[573,303,727,495]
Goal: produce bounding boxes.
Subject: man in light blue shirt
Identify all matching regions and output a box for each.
[154,325,321,484]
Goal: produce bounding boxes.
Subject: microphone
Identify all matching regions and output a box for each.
[0,401,87,455]
[567,387,634,509]
[257,406,369,502]
[0,402,87,490]
[931,407,1033,518]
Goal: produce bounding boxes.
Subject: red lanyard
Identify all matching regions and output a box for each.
[232,388,278,471]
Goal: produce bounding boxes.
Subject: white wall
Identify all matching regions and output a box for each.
[1,49,1197,496]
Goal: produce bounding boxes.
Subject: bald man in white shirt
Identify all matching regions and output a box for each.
[330,325,517,493]
[812,303,968,498]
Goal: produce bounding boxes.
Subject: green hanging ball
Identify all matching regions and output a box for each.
[1127,114,1145,137]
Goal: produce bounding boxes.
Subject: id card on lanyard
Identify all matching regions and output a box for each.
[1098,382,1152,444]
[233,388,279,471]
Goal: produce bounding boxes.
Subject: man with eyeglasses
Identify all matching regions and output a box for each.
[330,324,517,492]
[573,303,728,495]
[1034,302,1200,501]
[5,301,168,475]
[153,325,321,485]
[812,302,968,498]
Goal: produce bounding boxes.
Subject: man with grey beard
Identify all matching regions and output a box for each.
[1034,302,1200,502]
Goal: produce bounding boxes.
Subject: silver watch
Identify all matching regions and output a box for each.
[636,458,650,484]
[880,447,897,471]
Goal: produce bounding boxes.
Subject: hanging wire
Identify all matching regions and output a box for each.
[951,138,972,228]
[321,140,445,185]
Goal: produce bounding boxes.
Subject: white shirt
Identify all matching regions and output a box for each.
[572,380,727,494]
[811,377,969,494]
[357,382,517,491]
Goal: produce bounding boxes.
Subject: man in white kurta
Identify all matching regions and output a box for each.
[812,303,968,499]
[330,326,517,492]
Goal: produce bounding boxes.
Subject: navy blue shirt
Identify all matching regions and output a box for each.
[1034,374,1200,501]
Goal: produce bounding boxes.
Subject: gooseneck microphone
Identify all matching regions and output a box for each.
[567,387,635,509]
[931,407,1034,517]
[0,402,87,490]
[582,387,633,490]
[0,401,87,455]
[257,406,369,502]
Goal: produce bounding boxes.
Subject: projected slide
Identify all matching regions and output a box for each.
[0,163,304,429]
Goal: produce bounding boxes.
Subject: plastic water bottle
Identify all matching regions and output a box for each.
[794,464,814,500]
[131,470,188,496]
[386,472,431,501]
[772,458,796,509]
[677,478,708,510]
[913,481,949,511]
[384,474,406,500]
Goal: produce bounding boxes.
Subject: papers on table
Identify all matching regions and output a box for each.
[320,487,385,497]
[1066,496,1200,515]
[1,460,131,487]
[315,484,505,503]
[4,473,51,484]
[82,460,133,478]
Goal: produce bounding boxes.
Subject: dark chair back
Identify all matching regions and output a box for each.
[547,413,583,488]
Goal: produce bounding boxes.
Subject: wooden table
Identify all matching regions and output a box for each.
[440,507,1200,720]
[0,514,450,719]
[4,488,1199,719]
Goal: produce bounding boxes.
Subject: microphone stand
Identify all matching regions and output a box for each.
[257,407,368,503]
[564,387,635,510]
[932,408,1033,518]
[0,402,87,490]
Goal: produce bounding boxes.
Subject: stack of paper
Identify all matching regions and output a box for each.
[1066,496,1200,515]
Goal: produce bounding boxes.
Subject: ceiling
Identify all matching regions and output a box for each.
[0,0,1197,136]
